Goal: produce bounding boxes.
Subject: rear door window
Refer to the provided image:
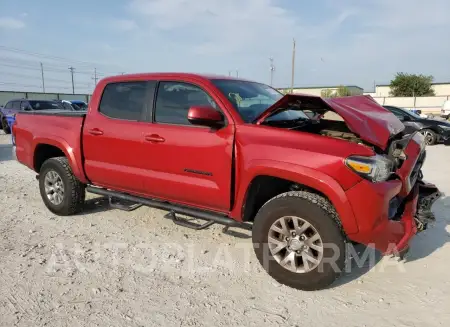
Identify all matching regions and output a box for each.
[20,101,30,110]
[4,101,13,109]
[99,81,156,121]
[12,101,21,110]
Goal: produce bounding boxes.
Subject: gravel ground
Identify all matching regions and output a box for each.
[1,131,449,327]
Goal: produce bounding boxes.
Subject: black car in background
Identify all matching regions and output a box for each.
[383,105,450,145]
[1,99,65,133]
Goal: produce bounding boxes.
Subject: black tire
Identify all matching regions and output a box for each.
[421,129,437,145]
[2,117,11,134]
[252,191,346,291]
[39,157,85,215]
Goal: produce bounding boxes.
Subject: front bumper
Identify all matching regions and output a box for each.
[347,179,441,254]
[437,129,450,143]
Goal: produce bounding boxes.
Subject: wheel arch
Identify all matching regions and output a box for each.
[235,162,358,234]
[32,138,88,183]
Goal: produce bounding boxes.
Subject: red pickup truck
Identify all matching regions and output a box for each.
[12,73,440,290]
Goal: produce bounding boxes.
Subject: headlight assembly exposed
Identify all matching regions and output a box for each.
[345,155,394,182]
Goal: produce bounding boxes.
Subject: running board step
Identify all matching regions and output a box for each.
[109,196,143,212]
[86,186,247,229]
[164,211,215,230]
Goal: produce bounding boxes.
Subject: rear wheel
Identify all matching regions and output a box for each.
[252,191,346,291]
[2,118,11,134]
[420,129,437,145]
[39,157,85,215]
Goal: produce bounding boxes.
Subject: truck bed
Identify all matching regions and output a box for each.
[14,110,87,183]
[18,110,86,117]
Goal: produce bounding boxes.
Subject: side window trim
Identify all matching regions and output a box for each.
[152,80,227,127]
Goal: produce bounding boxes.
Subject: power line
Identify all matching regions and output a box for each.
[0,81,91,91]
[0,71,92,86]
[0,56,124,76]
[0,45,116,68]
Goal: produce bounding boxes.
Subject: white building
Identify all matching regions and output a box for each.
[278,85,364,97]
[364,82,450,97]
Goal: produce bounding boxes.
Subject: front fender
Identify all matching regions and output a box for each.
[231,159,358,234]
[32,136,88,183]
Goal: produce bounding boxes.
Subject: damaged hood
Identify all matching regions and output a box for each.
[255,94,405,149]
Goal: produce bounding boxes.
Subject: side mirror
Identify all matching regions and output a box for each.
[187,106,224,127]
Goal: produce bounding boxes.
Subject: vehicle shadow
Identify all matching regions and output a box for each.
[79,195,252,239]
[406,193,450,262]
[331,193,450,288]
[79,196,112,215]
[0,144,12,162]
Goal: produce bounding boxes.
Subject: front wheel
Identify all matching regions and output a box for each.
[252,191,346,291]
[420,129,437,145]
[39,157,85,215]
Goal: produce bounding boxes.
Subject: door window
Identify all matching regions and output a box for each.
[154,82,218,125]
[99,81,154,121]
[12,101,21,110]
[4,101,13,109]
[20,101,31,110]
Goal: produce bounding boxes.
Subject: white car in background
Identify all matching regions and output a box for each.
[441,100,450,119]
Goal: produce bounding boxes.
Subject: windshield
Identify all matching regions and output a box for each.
[29,100,64,110]
[72,102,87,110]
[211,79,308,123]
[407,110,422,119]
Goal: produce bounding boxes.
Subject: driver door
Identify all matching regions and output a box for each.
[141,81,234,212]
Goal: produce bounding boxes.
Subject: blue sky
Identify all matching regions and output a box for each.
[0,0,449,93]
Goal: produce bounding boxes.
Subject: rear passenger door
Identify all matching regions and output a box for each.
[83,81,156,194]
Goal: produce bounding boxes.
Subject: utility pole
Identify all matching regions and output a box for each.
[40,62,45,93]
[291,38,296,93]
[228,71,232,77]
[92,68,98,86]
[69,66,75,94]
[236,70,239,78]
[269,57,275,86]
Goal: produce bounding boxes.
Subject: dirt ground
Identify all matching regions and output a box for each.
[1,131,449,327]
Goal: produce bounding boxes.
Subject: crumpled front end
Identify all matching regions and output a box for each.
[346,131,441,255]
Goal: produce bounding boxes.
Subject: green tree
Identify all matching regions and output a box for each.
[336,85,352,97]
[321,89,335,97]
[321,85,352,98]
[389,73,435,97]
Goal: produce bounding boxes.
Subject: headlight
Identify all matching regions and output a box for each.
[345,155,394,182]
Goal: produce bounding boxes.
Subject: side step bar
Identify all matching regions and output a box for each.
[86,186,245,229]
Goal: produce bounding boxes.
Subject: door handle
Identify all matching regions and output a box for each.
[88,128,104,136]
[145,134,165,143]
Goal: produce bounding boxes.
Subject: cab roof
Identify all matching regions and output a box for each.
[100,72,252,84]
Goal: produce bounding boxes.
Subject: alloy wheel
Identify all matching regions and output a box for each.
[268,216,324,273]
[44,170,65,205]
